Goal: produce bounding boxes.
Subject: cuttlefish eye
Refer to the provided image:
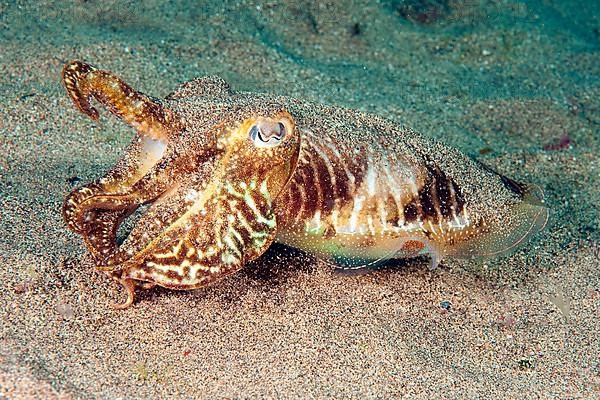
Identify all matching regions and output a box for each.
[249,119,287,148]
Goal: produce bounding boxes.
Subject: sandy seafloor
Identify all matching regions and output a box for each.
[0,0,598,398]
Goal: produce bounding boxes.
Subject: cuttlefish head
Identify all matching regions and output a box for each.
[62,61,300,274]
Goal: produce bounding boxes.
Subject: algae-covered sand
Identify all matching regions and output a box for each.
[0,1,598,398]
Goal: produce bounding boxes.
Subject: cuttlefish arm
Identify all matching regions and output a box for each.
[62,60,171,139]
[62,61,182,261]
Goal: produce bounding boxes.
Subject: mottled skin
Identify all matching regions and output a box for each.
[62,61,548,308]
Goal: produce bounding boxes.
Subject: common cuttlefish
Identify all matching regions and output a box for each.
[61,60,548,309]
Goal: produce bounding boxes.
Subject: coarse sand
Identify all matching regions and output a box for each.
[0,1,598,399]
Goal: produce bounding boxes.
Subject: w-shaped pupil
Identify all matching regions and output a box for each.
[250,121,286,146]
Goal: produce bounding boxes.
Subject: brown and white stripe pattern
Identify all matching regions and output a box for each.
[278,128,366,229]
[278,128,470,243]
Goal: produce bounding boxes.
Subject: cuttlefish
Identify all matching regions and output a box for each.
[62,60,548,309]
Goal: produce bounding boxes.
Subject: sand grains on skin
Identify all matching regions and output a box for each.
[0,0,598,398]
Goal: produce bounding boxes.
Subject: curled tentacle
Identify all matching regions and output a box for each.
[62,61,99,119]
[63,183,104,234]
[62,60,172,142]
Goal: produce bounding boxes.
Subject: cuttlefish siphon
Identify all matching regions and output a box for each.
[61,60,548,308]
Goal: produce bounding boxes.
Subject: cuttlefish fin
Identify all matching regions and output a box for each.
[329,253,397,274]
[447,184,549,260]
[62,60,172,142]
[328,236,441,273]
